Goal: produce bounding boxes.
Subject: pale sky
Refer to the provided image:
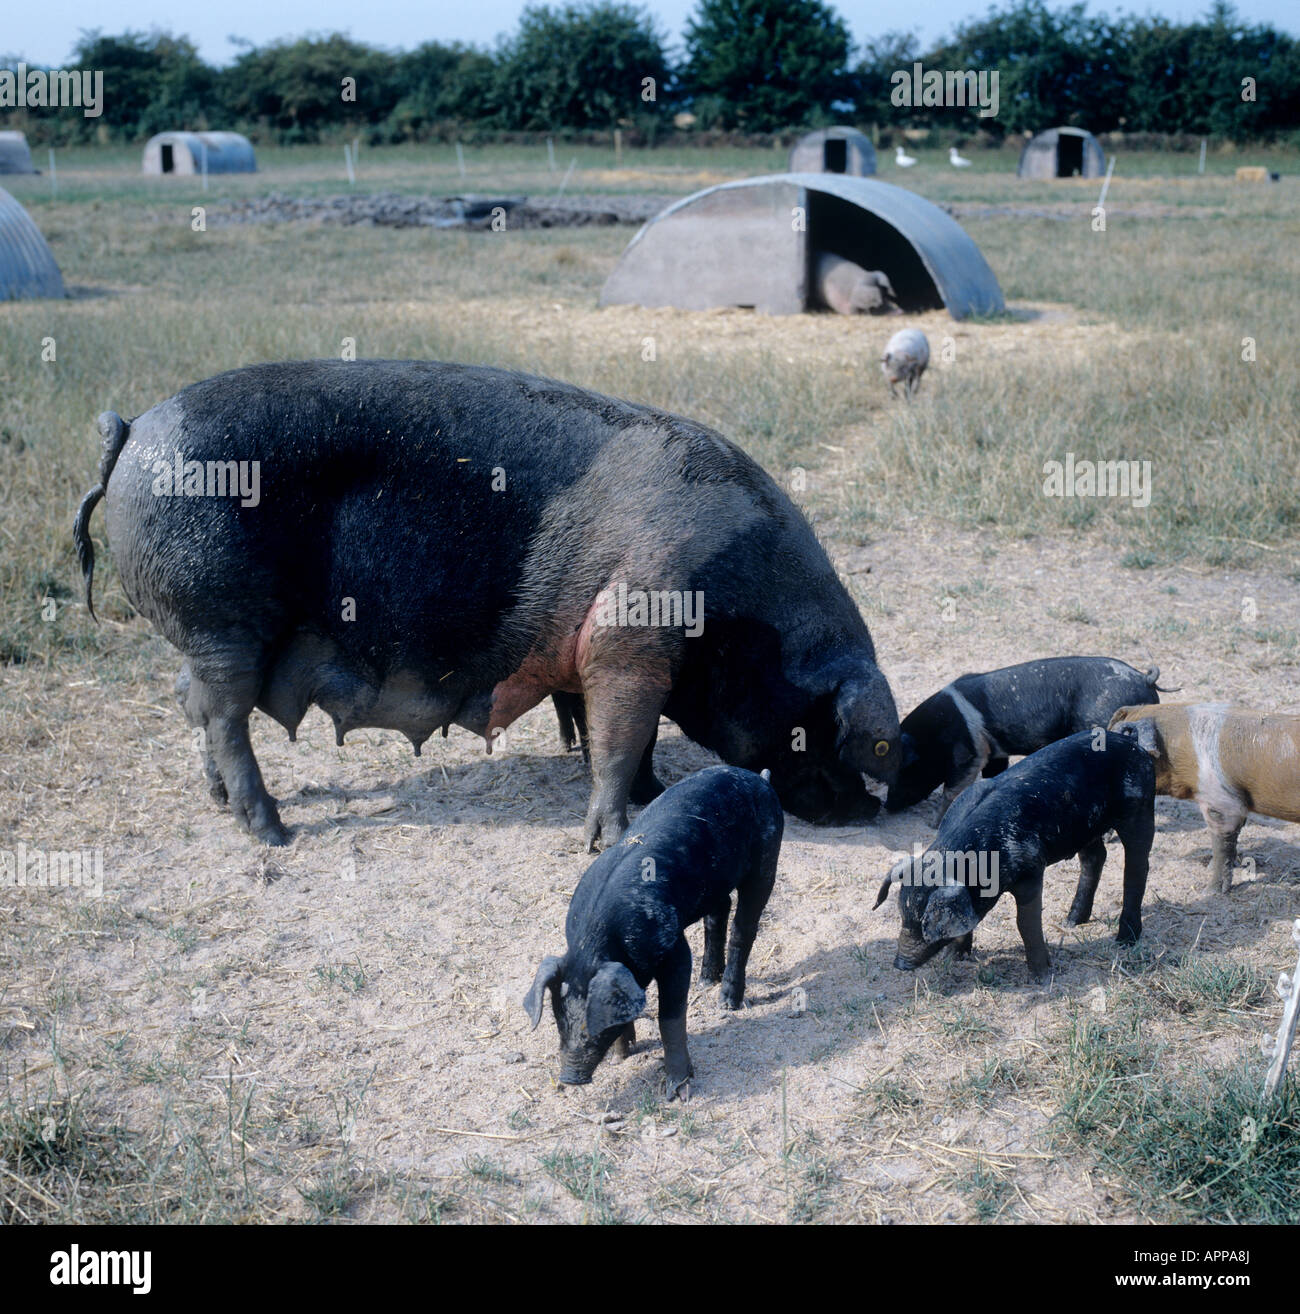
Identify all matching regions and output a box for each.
[6,0,1296,67]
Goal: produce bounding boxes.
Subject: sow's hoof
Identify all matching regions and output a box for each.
[249,819,291,847]
[663,1067,693,1102]
[236,805,290,847]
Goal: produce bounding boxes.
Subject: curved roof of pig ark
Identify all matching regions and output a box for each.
[142,131,257,175]
[0,186,65,300]
[1017,127,1106,179]
[0,131,36,175]
[598,173,1004,320]
[788,127,876,176]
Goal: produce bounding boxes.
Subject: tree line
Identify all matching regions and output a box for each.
[4,0,1297,145]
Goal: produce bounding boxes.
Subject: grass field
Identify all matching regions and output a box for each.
[1,143,1298,1223]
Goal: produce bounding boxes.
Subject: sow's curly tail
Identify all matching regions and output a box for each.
[72,411,131,622]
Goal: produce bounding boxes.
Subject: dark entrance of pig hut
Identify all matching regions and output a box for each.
[1057,132,1083,177]
[824,137,848,173]
[806,188,944,313]
[160,143,174,173]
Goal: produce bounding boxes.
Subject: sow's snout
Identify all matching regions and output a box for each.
[775,764,882,825]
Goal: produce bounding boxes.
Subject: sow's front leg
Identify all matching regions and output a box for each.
[554,691,663,805]
[629,726,666,806]
[177,660,288,846]
[578,651,671,852]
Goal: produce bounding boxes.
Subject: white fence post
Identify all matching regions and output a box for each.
[1096,156,1115,210]
[1263,917,1300,1100]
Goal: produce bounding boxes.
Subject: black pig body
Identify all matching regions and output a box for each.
[74,360,899,849]
[886,657,1164,818]
[524,765,783,1097]
[875,730,1156,980]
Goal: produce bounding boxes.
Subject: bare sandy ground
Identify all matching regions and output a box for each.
[3,520,1296,1222]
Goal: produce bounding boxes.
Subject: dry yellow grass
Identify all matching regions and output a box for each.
[1,146,1298,1223]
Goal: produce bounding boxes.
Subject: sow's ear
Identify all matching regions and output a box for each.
[922,883,980,942]
[586,962,646,1035]
[830,667,898,750]
[523,955,563,1031]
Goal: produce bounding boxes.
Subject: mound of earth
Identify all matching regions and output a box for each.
[208,191,673,230]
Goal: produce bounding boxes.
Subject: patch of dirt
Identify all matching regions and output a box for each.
[3,525,1297,1223]
[206,191,674,231]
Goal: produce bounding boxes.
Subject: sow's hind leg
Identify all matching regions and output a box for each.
[176,656,288,846]
[175,663,227,806]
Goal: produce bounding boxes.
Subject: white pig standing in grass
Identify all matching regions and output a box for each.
[881,328,930,398]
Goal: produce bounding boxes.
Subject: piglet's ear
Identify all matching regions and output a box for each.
[586,962,646,1036]
[922,883,980,942]
[523,955,563,1031]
